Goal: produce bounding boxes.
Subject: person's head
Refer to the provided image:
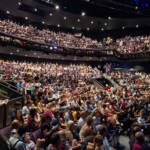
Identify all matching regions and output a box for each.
[67,120,74,131]
[86,115,93,126]
[41,114,51,125]
[135,131,145,143]
[24,132,31,143]
[14,101,22,109]
[99,125,106,137]
[11,119,20,130]
[94,135,103,147]
[50,133,60,147]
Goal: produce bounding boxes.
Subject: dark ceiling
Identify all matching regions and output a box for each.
[0,0,150,38]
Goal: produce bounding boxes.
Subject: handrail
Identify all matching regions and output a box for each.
[0,81,22,96]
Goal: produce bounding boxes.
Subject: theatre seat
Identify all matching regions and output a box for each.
[0,126,11,138]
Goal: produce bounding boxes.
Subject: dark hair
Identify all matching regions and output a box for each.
[41,114,51,124]
[50,133,60,146]
[99,125,106,135]
[29,108,36,118]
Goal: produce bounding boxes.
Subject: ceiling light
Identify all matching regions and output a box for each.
[25,17,28,20]
[91,21,94,24]
[72,26,75,30]
[42,21,45,24]
[49,13,53,16]
[86,27,90,31]
[108,16,111,20]
[122,26,125,29]
[77,19,80,22]
[55,5,60,10]
[136,24,139,28]
[34,8,38,12]
[104,22,107,26]
[81,12,86,16]
[6,10,10,14]
[64,16,67,20]
[101,28,104,31]
[18,2,21,5]
[57,24,60,27]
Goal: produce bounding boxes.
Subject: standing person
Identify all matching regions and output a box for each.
[132,132,149,150]
[9,127,26,150]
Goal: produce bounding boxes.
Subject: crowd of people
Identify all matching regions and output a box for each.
[116,36,150,54]
[1,19,150,54]
[0,60,150,150]
[0,19,105,50]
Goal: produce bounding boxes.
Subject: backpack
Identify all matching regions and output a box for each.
[10,140,20,150]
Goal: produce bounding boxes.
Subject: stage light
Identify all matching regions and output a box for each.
[81,12,86,16]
